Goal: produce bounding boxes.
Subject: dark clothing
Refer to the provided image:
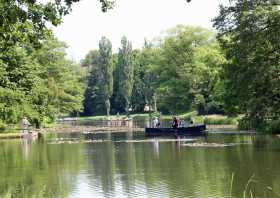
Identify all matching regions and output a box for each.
[172,118,179,128]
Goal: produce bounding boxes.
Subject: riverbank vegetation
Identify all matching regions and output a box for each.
[76,112,238,126]
[82,26,226,118]
[0,0,279,133]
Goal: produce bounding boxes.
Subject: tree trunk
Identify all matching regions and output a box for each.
[153,94,157,113]
[124,97,130,116]
[105,99,110,116]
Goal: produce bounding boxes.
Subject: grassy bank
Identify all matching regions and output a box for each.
[0,112,239,138]
[0,119,57,138]
[0,133,22,139]
[76,112,239,125]
[162,112,238,125]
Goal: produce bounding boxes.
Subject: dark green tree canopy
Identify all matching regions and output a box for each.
[118,36,134,114]
[214,0,280,129]
[82,37,113,116]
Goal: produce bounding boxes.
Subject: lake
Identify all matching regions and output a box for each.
[0,131,280,198]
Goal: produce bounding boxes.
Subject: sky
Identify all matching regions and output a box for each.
[52,0,228,62]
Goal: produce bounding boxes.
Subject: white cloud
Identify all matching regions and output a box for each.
[52,0,228,62]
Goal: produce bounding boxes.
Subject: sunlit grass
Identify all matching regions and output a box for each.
[0,133,21,139]
[76,111,239,125]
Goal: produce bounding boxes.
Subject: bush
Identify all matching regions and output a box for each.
[206,102,225,115]
[204,115,238,125]
[192,116,205,124]
[267,119,280,134]
[238,118,252,130]
[180,111,198,120]
[0,120,7,132]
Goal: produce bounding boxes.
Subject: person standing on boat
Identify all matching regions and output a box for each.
[21,117,30,133]
[172,116,179,128]
[156,117,161,128]
[153,117,160,128]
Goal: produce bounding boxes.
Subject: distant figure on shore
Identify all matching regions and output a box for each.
[153,117,160,128]
[21,117,30,133]
[172,116,179,128]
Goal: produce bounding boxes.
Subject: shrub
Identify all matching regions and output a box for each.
[0,120,7,132]
[204,115,238,125]
[267,119,280,134]
[237,118,252,130]
[192,116,205,124]
[180,111,198,120]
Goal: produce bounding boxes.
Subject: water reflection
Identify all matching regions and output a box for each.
[21,138,32,160]
[0,134,280,197]
[0,139,84,197]
[152,140,160,158]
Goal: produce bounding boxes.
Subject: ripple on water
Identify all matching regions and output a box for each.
[115,138,197,143]
[47,138,197,145]
[181,142,252,147]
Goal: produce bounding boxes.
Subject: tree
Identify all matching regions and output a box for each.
[34,37,85,122]
[111,53,126,114]
[0,34,85,125]
[138,40,161,113]
[192,42,226,114]
[154,25,220,114]
[82,50,103,115]
[98,37,113,116]
[130,50,146,112]
[118,36,134,115]
[83,61,104,116]
[0,0,110,125]
[82,38,114,116]
[81,50,99,68]
[214,0,280,129]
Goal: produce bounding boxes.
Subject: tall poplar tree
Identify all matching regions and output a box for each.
[118,36,134,115]
[98,37,113,116]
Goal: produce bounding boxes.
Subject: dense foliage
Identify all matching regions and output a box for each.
[117,36,134,115]
[214,0,280,131]
[82,26,225,116]
[83,37,113,116]
[2,0,280,133]
[154,26,225,114]
[0,0,109,128]
[0,35,85,127]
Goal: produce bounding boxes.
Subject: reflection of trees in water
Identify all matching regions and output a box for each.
[0,140,84,198]
[85,132,117,197]
[2,134,279,197]
[212,135,280,198]
[115,132,137,195]
[84,135,280,197]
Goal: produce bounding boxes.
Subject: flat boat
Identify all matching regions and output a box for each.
[145,125,206,137]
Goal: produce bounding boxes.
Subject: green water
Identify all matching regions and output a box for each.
[0,132,280,198]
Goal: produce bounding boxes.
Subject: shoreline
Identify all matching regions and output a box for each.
[0,124,263,140]
[0,126,144,139]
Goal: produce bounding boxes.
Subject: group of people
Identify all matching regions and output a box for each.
[171,116,192,129]
[152,116,193,128]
